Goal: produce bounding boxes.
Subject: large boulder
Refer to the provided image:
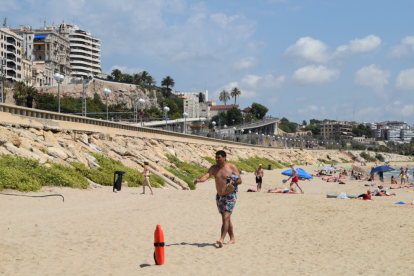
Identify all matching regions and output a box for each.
[47,147,69,160]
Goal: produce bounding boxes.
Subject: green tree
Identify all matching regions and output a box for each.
[120,74,133,82]
[219,90,230,105]
[230,87,241,105]
[111,69,122,81]
[251,102,268,119]
[226,107,243,126]
[305,124,320,135]
[279,117,297,133]
[146,75,156,86]
[161,76,175,90]
[132,73,142,84]
[159,99,179,115]
[302,120,307,126]
[310,119,322,125]
[210,112,228,128]
[279,125,291,133]
[138,71,150,85]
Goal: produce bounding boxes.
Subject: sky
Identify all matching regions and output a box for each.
[3,0,414,125]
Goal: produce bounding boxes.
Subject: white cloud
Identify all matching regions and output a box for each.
[110,65,145,74]
[298,105,319,114]
[395,68,414,90]
[283,37,331,63]
[241,74,286,89]
[292,65,340,86]
[233,56,258,70]
[354,64,390,91]
[268,98,279,104]
[336,35,382,55]
[389,35,414,59]
[394,101,401,105]
[284,35,381,63]
[295,97,307,102]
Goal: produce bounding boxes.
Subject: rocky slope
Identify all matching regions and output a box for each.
[0,122,363,190]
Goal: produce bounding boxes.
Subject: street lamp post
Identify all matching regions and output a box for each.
[138,98,145,126]
[163,105,170,131]
[240,129,244,143]
[249,130,252,144]
[199,117,205,135]
[212,121,216,138]
[183,112,188,134]
[53,73,64,113]
[102,88,111,120]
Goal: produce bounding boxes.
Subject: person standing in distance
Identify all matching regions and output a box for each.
[254,164,264,191]
[286,164,304,194]
[26,92,35,108]
[137,161,154,195]
[194,150,242,247]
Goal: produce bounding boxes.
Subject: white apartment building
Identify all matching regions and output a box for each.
[400,127,414,142]
[0,27,23,83]
[184,98,200,118]
[386,128,401,141]
[173,90,208,102]
[63,24,101,78]
[366,122,377,130]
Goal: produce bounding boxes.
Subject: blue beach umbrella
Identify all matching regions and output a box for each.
[282,168,313,179]
[371,166,395,174]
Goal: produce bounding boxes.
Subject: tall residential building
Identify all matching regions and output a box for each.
[317,121,353,139]
[0,27,23,83]
[12,22,71,86]
[63,23,101,78]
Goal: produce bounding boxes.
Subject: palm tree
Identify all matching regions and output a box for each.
[231,87,241,105]
[111,69,122,81]
[132,73,141,84]
[161,76,175,90]
[219,90,230,105]
[138,71,150,85]
[146,75,156,86]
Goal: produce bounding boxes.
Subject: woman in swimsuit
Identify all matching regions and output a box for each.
[138,161,154,195]
[405,168,410,183]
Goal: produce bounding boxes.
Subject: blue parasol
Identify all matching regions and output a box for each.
[371,166,395,174]
[282,168,313,179]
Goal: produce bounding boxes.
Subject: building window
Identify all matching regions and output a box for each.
[29,36,31,40]
[29,45,31,49]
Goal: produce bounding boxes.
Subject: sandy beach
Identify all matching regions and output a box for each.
[2,162,414,275]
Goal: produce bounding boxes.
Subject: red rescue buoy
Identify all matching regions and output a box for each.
[154,225,165,265]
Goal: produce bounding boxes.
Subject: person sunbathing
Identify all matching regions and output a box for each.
[390,184,414,189]
[391,176,398,184]
[266,187,301,194]
[322,177,339,182]
[373,187,396,196]
[357,190,372,200]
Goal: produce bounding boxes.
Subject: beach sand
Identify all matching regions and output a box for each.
[2,162,414,275]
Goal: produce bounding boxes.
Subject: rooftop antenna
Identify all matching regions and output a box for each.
[39,18,41,28]
[3,17,7,28]
[44,17,46,28]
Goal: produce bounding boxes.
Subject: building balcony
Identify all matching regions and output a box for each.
[70,59,92,65]
[92,52,101,57]
[6,56,16,62]
[6,39,16,45]
[70,48,92,55]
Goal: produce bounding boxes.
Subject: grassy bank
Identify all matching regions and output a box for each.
[72,154,165,188]
[0,155,88,192]
[202,156,284,172]
[165,154,209,190]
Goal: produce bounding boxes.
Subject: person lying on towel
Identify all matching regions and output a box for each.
[266,187,301,194]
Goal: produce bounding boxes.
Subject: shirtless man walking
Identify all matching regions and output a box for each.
[194,150,242,247]
[254,164,264,191]
[286,164,304,194]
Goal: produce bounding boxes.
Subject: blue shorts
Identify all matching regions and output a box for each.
[216,192,237,214]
